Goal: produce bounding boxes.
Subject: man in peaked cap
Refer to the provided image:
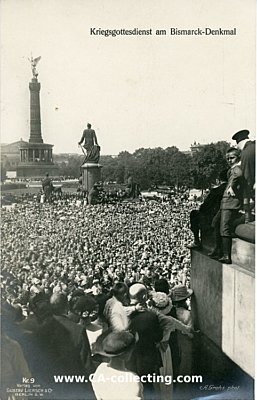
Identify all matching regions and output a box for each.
[232,130,255,223]
[232,129,250,144]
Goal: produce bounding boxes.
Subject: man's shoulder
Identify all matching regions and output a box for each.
[94,362,108,374]
[243,141,255,154]
[231,164,242,176]
[131,309,157,322]
[207,183,227,198]
[245,140,255,147]
[83,128,95,134]
[42,177,50,183]
[54,315,84,333]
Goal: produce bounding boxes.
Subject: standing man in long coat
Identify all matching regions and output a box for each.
[232,129,255,223]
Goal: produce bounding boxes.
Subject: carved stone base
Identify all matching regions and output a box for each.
[81,163,102,194]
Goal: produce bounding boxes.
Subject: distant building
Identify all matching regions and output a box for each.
[190,141,204,155]
[1,140,27,174]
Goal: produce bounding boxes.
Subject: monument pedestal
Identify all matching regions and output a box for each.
[191,236,255,379]
[81,163,102,194]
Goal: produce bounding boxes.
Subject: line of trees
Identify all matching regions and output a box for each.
[54,141,230,190]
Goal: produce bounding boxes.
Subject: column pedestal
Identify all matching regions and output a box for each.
[81,163,102,194]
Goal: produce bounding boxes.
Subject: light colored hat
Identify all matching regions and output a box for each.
[171,285,193,302]
[151,292,172,315]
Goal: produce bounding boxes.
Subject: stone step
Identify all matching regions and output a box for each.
[231,238,255,273]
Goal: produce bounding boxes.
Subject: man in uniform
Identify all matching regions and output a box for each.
[232,129,255,223]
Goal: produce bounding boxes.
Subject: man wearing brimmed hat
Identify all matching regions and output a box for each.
[232,129,255,223]
[171,285,193,303]
[92,330,143,400]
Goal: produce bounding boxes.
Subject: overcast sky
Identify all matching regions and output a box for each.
[1,0,255,155]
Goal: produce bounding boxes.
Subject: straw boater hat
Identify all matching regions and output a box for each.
[151,292,173,315]
[171,285,193,302]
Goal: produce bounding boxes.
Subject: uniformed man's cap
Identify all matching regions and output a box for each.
[232,129,249,144]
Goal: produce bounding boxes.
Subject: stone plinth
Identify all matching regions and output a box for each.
[17,163,58,178]
[17,142,57,178]
[81,163,102,194]
[191,239,255,379]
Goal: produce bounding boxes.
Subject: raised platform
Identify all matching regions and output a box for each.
[191,239,255,379]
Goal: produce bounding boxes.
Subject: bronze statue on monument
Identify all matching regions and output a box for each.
[78,123,100,163]
[29,55,41,78]
[79,123,102,201]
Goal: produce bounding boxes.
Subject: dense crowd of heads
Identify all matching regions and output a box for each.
[1,190,197,311]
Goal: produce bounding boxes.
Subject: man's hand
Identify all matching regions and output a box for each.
[227,187,235,197]
[135,303,145,312]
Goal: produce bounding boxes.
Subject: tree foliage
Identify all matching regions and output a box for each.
[55,155,84,178]
[190,141,230,189]
[56,141,231,189]
[101,147,192,189]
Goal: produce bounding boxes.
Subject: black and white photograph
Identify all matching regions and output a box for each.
[1,1,255,399]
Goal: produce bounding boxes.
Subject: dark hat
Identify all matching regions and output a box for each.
[232,130,249,144]
[73,294,97,313]
[94,330,137,357]
[171,285,193,302]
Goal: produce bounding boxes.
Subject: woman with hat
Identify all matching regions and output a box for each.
[171,285,194,377]
[92,330,143,400]
[150,291,194,400]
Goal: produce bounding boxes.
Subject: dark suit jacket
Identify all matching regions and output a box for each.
[199,183,227,216]
[128,310,163,376]
[54,315,92,375]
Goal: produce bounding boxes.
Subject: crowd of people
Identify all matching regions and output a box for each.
[1,129,255,400]
[1,189,197,400]
[1,191,195,298]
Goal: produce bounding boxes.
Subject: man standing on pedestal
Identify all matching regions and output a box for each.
[78,123,100,163]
